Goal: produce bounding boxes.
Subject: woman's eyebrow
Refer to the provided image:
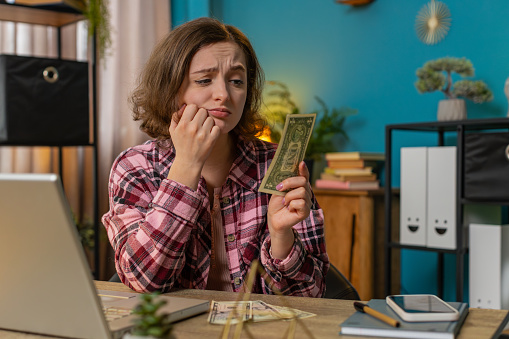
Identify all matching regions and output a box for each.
[191,64,246,75]
[230,64,246,72]
[191,67,217,75]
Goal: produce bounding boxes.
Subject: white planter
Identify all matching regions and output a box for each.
[437,98,466,121]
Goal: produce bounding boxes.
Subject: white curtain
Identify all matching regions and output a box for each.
[0,1,170,279]
[99,0,170,209]
[98,0,170,278]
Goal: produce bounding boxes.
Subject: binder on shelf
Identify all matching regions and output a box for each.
[469,223,509,310]
[426,147,457,250]
[400,147,427,246]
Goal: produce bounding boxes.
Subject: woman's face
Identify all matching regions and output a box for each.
[178,41,248,135]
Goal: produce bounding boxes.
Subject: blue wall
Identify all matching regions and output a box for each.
[172,0,509,301]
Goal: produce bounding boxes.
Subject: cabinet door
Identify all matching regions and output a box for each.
[316,193,374,300]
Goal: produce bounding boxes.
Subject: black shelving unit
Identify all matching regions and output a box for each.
[384,118,509,302]
[0,1,100,278]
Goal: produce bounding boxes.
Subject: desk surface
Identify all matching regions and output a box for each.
[1,281,508,339]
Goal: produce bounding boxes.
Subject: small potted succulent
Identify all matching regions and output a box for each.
[415,57,493,120]
[124,293,174,339]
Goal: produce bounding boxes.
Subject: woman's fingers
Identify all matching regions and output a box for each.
[283,186,311,209]
[299,161,310,182]
[275,162,312,211]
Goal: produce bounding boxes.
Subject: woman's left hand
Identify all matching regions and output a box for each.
[267,161,312,259]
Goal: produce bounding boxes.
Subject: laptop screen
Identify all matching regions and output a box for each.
[0,173,111,338]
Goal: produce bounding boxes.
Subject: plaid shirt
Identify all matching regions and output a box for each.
[102,137,329,297]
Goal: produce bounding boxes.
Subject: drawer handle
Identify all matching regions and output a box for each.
[43,66,59,83]
[506,144,509,161]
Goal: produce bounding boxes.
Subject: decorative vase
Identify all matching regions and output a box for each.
[437,99,466,121]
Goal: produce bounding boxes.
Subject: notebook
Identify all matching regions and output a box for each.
[0,173,209,339]
[339,299,469,339]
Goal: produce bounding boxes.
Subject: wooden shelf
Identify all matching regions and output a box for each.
[0,1,84,27]
[0,0,99,278]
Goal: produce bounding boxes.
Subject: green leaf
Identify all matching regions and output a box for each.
[260,81,357,159]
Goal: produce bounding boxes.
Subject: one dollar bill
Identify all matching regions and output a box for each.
[259,114,316,196]
[208,300,316,324]
[207,300,252,325]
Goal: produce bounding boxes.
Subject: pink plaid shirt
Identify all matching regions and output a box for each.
[102,137,329,297]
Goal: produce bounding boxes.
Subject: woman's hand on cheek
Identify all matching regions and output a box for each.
[169,104,220,166]
[267,161,312,259]
[167,104,220,189]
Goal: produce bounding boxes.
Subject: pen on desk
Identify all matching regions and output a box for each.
[353,301,400,328]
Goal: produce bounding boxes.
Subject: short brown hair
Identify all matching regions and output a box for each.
[130,17,267,141]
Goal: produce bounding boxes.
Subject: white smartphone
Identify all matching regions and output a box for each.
[386,294,460,322]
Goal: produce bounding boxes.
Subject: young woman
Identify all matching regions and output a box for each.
[102,17,329,297]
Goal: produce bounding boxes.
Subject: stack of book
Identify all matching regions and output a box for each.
[315,152,385,190]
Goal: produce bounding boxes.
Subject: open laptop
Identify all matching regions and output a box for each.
[0,173,209,339]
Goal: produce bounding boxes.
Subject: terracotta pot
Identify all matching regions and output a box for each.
[437,99,466,121]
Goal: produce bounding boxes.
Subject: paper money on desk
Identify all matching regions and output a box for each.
[269,304,316,320]
[208,301,252,325]
[208,300,316,324]
[259,114,316,196]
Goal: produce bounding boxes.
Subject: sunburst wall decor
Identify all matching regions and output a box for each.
[415,0,451,45]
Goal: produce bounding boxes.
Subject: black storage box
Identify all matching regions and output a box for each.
[0,54,89,145]
[464,132,509,201]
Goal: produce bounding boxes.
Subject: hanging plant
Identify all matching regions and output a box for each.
[83,0,112,61]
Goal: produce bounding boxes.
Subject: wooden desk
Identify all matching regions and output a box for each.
[1,281,507,339]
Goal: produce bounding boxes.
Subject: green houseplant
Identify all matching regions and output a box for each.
[83,0,112,60]
[261,81,357,162]
[415,57,493,120]
[124,293,174,339]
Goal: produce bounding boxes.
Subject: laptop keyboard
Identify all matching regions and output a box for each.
[103,306,132,322]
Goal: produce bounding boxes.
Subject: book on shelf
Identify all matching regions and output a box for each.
[320,172,377,182]
[340,299,468,339]
[323,167,373,176]
[315,179,379,190]
[327,159,380,169]
[325,151,385,161]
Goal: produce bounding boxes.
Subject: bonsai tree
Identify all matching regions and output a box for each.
[415,57,493,103]
[129,293,173,339]
[261,81,357,161]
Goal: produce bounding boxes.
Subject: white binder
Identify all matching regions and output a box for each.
[426,146,457,249]
[469,224,509,309]
[400,147,427,246]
